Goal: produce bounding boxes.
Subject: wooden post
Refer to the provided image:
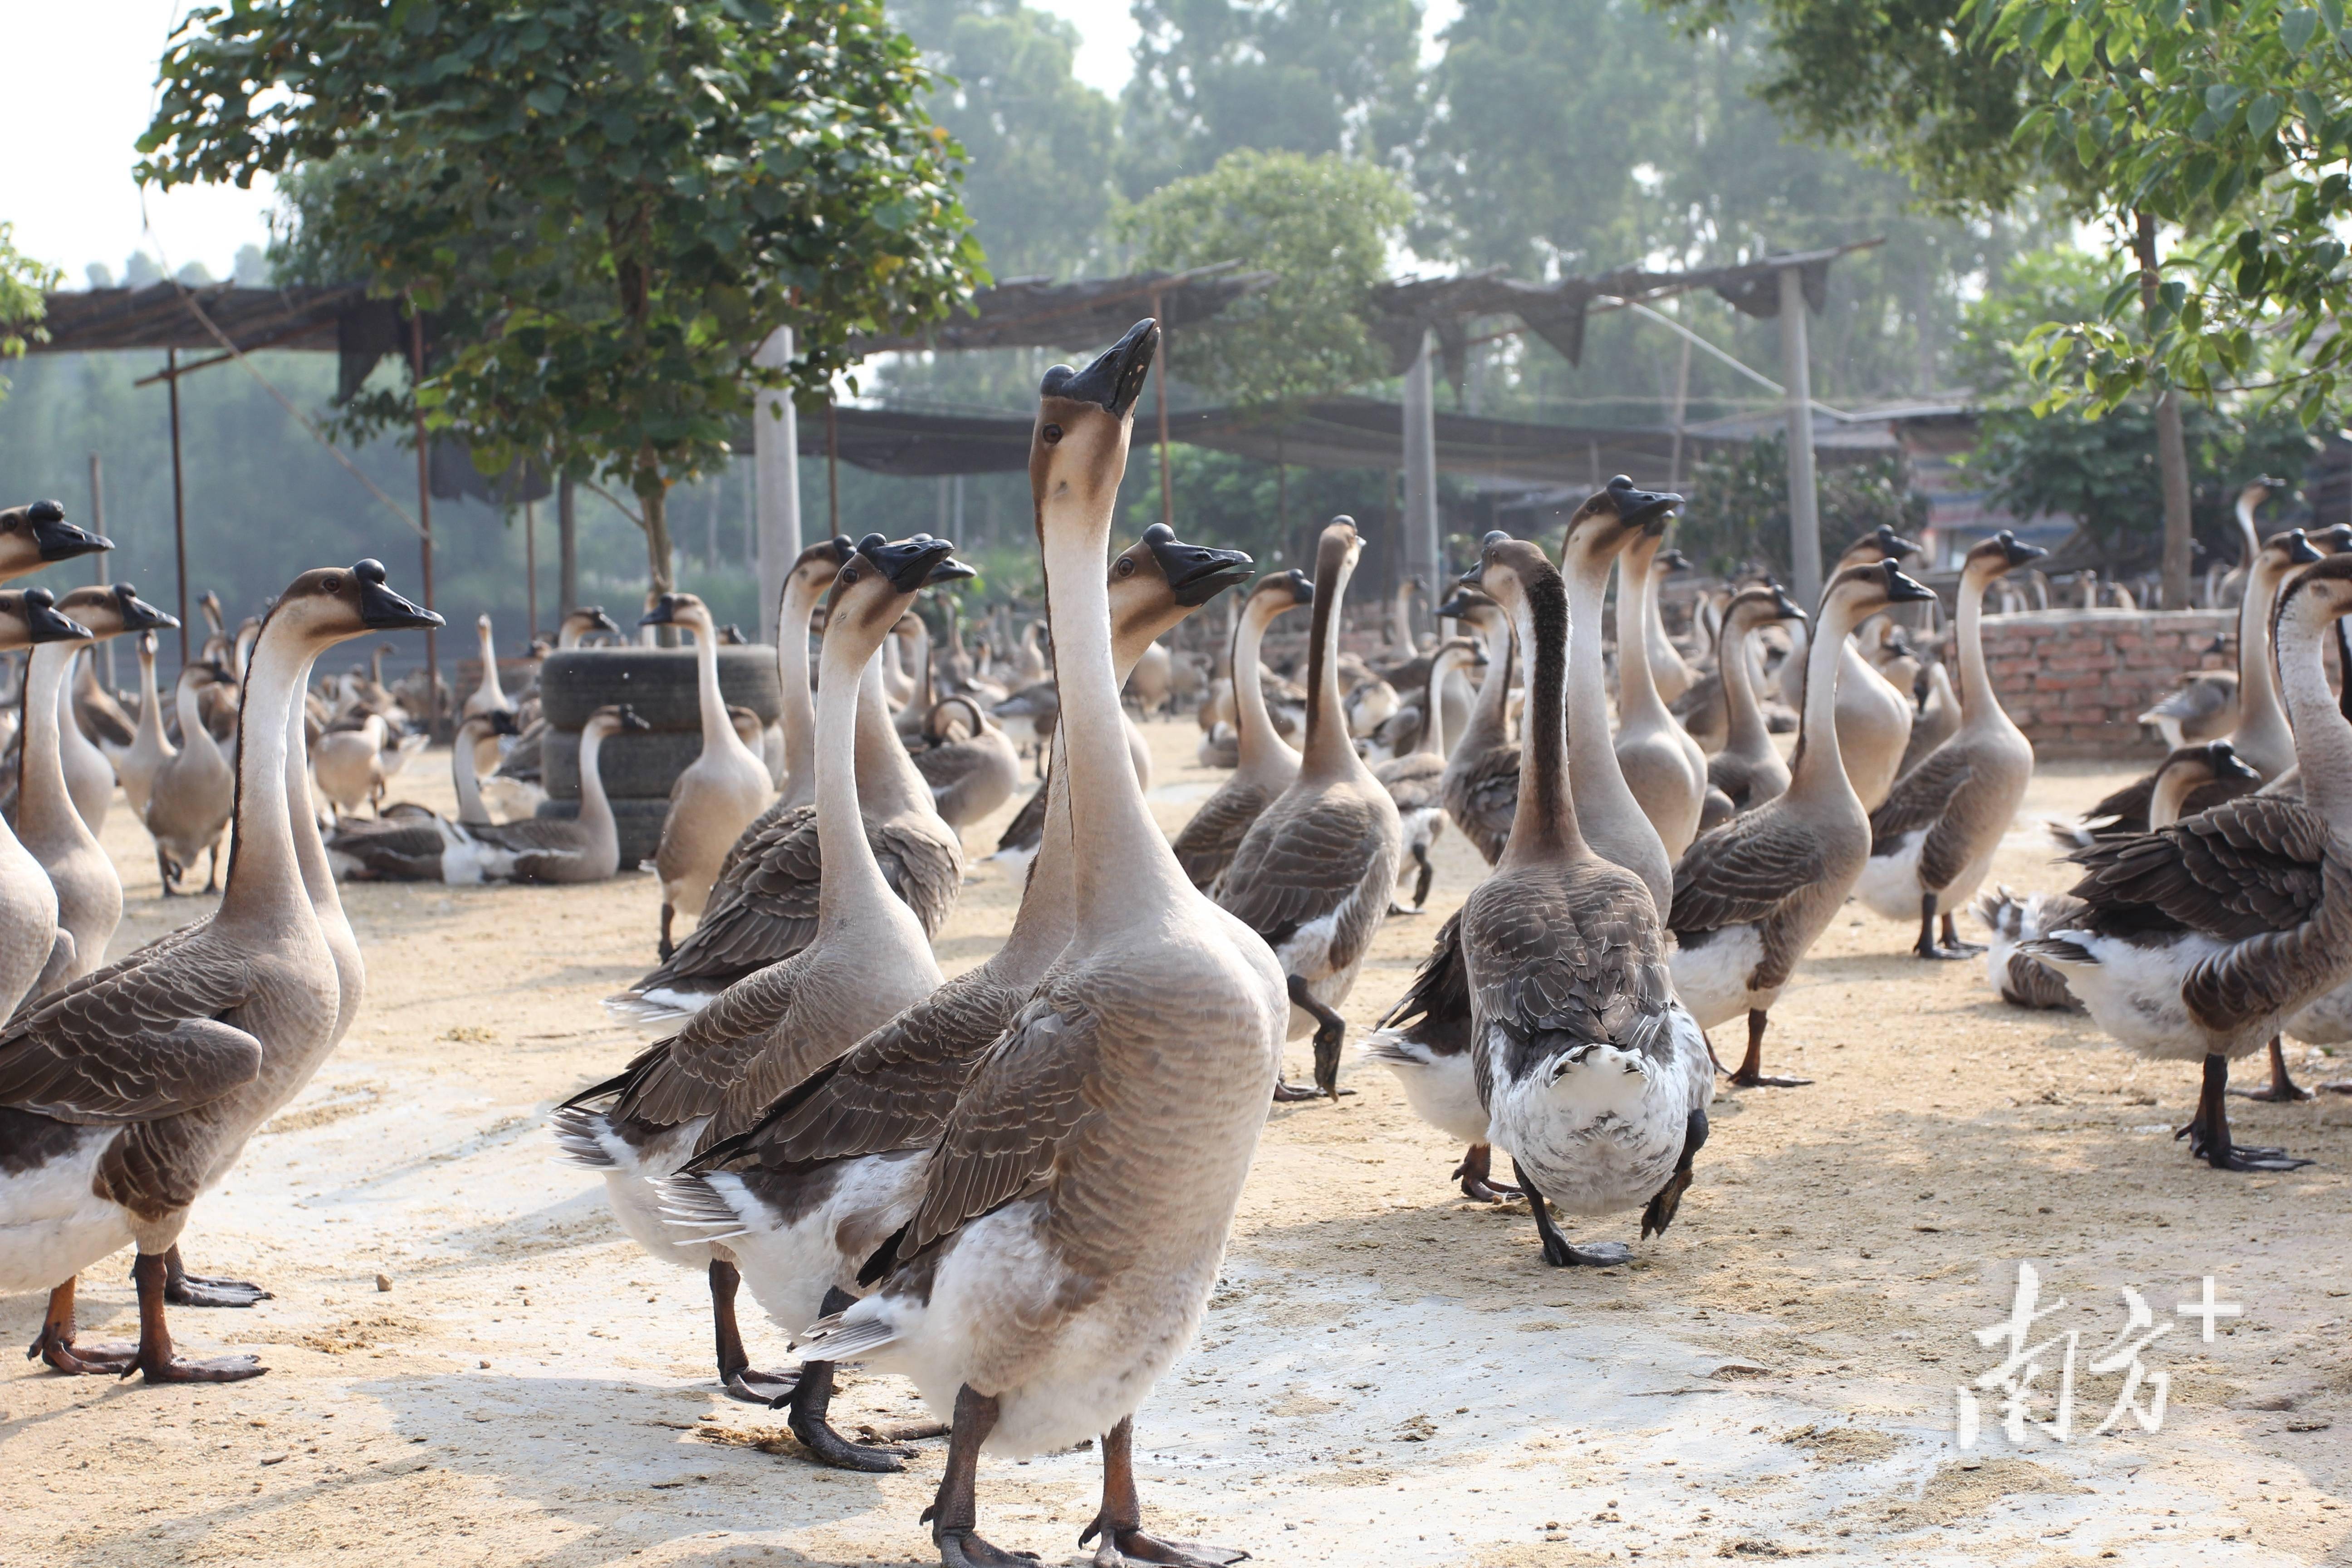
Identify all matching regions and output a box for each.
[411,312,439,741]
[524,493,539,642]
[166,347,189,669]
[1152,290,1174,532]
[559,476,580,615]
[87,453,115,690]
[825,396,840,536]
[2136,212,2195,610]
[1777,265,1823,611]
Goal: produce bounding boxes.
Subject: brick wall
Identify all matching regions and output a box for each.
[1984,609,2235,760]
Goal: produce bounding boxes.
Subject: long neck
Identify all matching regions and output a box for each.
[1499,589,1581,866]
[852,644,930,807]
[1614,542,1671,728]
[218,630,307,926]
[1789,592,1863,798]
[285,650,342,918]
[1391,584,1414,653]
[577,723,617,839]
[1645,563,1680,678]
[2279,607,2352,822]
[1041,507,1193,934]
[1956,567,1994,724]
[1563,545,1642,816]
[452,729,489,823]
[20,642,82,836]
[137,643,162,737]
[774,576,823,810]
[910,622,934,711]
[1721,612,1771,753]
[1415,654,1459,760]
[2237,561,2297,769]
[1300,553,1359,779]
[1465,610,1514,742]
[814,646,898,917]
[478,624,504,703]
[690,618,732,751]
[1230,597,1296,773]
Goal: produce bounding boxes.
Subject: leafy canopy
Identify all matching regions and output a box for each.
[0,224,63,402]
[138,0,983,588]
[1117,148,1410,411]
[1678,435,1929,577]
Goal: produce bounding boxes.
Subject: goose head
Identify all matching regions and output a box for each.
[2165,740,2260,791]
[1559,475,1682,568]
[828,534,969,658]
[2258,528,2326,593]
[1115,527,1253,650]
[2313,523,2352,556]
[254,560,441,656]
[55,582,179,642]
[925,694,990,742]
[0,587,95,650]
[560,605,623,646]
[1435,583,1504,631]
[1463,529,1568,627]
[1819,558,1937,623]
[1310,516,1365,600]
[1034,318,1156,523]
[1724,581,1808,637]
[0,499,110,580]
[199,589,225,634]
[1428,635,1486,681]
[1963,529,2048,585]
[1837,524,1924,571]
[1241,566,1312,619]
[583,703,653,742]
[2238,475,2289,530]
[2274,548,2352,644]
[1657,548,1694,577]
[639,590,718,642]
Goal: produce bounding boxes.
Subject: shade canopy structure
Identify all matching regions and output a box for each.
[845,264,1276,356]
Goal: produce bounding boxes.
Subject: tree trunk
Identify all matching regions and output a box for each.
[2135,211,2195,611]
[559,475,579,613]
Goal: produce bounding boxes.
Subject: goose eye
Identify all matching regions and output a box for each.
[1115,557,1136,578]
[1041,424,1063,445]
[840,567,859,585]
[323,577,343,593]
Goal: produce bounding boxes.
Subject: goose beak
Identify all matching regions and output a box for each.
[1284,570,1315,608]
[1659,548,1692,573]
[1772,588,1807,622]
[1998,531,2048,569]
[353,559,443,631]
[112,584,180,633]
[1145,524,1256,605]
[2287,530,2324,565]
[24,500,112,562]
[618,705,652,733]
[1041,318,1158,418]
[637,594,683,627]
[2213,743,2259,782]
[588,608,621,635]
[1882,561,1937,605]
[858,533,961,593]
[1435,588,1480,617]
[1605,475,1681,533]
[925,557,980,587]
[19,588,93,643]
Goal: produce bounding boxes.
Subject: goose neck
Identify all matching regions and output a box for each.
[774,575,823,809]
[1563,546,1641,811]
[814,644,899,917]
[20,642,81,838]
[218,632,308,926]
[1613,541,1671,729]
[576,721,617,841]
[1231,595,1297,774]
[452,725,490,824]
[1721,613,1772,753]
[2279,605,2352,822]
[1499,584,1582,866]
[688,617,733,753]
[2236,559,2297,771]
[285,650,342,919]
[1956,568,1995,725]
[1789,593,1862,798]
[1415,651,1459,760]
[853,645,930,806]
[1299,554,1357,779]
[1465,610,1514,744]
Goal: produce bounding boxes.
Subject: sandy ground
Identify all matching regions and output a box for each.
[5,720,2350,1568]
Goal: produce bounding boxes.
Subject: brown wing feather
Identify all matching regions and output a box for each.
[0,946,261,1124]
[1171,777,1272,890]
[1869,745,1972,853]
[1215,784,1390,946]
[1669,806,1827,936]
[1374,751,1446,813]
[1463,862,1670,1108]
[2068,796,2330,944]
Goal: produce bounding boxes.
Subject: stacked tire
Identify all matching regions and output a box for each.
[534,646,781,869]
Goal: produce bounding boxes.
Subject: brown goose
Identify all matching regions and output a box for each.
[0,500,109,582]
[1610,520,1708,858]
[3,560,439,1381]
[552,534,970,1404]
[1646,547,1699,704]
[62,653,122,831]
[23,586,178,989]
[796,320,1286,1568]
[2020,553,2352,1171]
[645,591,776,959]
[911,694,1021,831]
[1779,526,1923,810]
[0,591,94,1016]
[1216,516,1403,1101]
[1897,658,1961,779]
[2139,666,2239,752]
[1978,740,2258,1014]
[657,522,1251,1470]
[1439,586,1519,864]
[1455,531,1712,1268]
[1373,635,1481,913]
[1170,568,1311,889]
[1857,532,2048,958]
[1705,583,1806,818]
[144,660,235,896]
[117,632,173,819]
[1667,560,1938,1087]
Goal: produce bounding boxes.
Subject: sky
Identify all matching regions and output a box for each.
[1,0,1458,285]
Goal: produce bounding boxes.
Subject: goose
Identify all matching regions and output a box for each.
[311,711,396,818]
[1170,568,1311,890]
[795,321,1286,1568]
[1216,516,1403,1101]
[1977,741,2259,1014]
[1668,560,1938,1087]
[911,694,1020,831]
[0,590,94,1017]
[1440,587,1520,864]
[117,633,173,819]
[1897,658,1962,779]
[77,650,137,776]
[2063,529,2318,843]
[1857,532,2048,958]
[1447,531,1712,1268]
[54,650,118,833]
[1647,546,1698,703]
[1601,498,1705,864]
[1386,573,1424,659]
[604,549,964,1026]
[1373,635,1481,913]
[552,534,969,1406]
[1556,477,1679,913]
[1126,638,1174,715]
[2215,475,2287,606]
[2019,553,2352,1170]
[23,586,178,987]
[0,499,110,581]
[891,614,939,742]
[145,661,235,897]
[656,521,1251,1470]
[2141,668,2240,751]
[644,591,777,959]
[1343,661,1402,740]
[3,559,439,1380]
[1776,526,1922,809]
[1705,583,1807,818]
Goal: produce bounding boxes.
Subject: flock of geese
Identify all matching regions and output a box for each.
[5,316,2352,1566]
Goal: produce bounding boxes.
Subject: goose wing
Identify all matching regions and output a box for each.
[0,945,260,1124]
[1669,808,1826,936]
[1215,786,1388,946]
[1171,777,1270,890]
[994,783,1049,856]
[1464,870,1670,1103]
[873,815,962,937]
[607,956,811,1133]
[1869,745,1971,850]
[1373,752,1446,812]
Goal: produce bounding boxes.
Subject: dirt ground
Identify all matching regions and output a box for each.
[5,720,2349,1568]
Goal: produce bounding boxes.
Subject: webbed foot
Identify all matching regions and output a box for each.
[1082,1519,1249,1568]
[935,1529,1040,1568]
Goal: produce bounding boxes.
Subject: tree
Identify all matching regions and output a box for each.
[0,223,63,404]
[139,0,984,598]
[1117,149,1410,410]
[1119,0,1425,196]
[1678,436,1928,577]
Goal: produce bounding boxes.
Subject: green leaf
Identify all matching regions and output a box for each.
[2284,7,2322,49]
[2320,0,2345,31]
[2205,83,2248,115]
[525,83,567,115]
[2249,93,2283,137]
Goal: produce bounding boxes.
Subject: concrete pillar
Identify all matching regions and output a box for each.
[1778,266,1823,610]
[754,327,803,646]
[1402,330,1438,635]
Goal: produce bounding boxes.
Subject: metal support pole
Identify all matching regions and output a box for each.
[1152,290,1174,532]
[166,348,189,668]
[1402,330,1438,634]
[1777,266,1823,610]
[559,476,580,616]
[87,453,115,689]
[825,397,840,537]
[752,327,802,646]
[1666,336,1692,495]
[411,313,439,741]
[524,494,539,643]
